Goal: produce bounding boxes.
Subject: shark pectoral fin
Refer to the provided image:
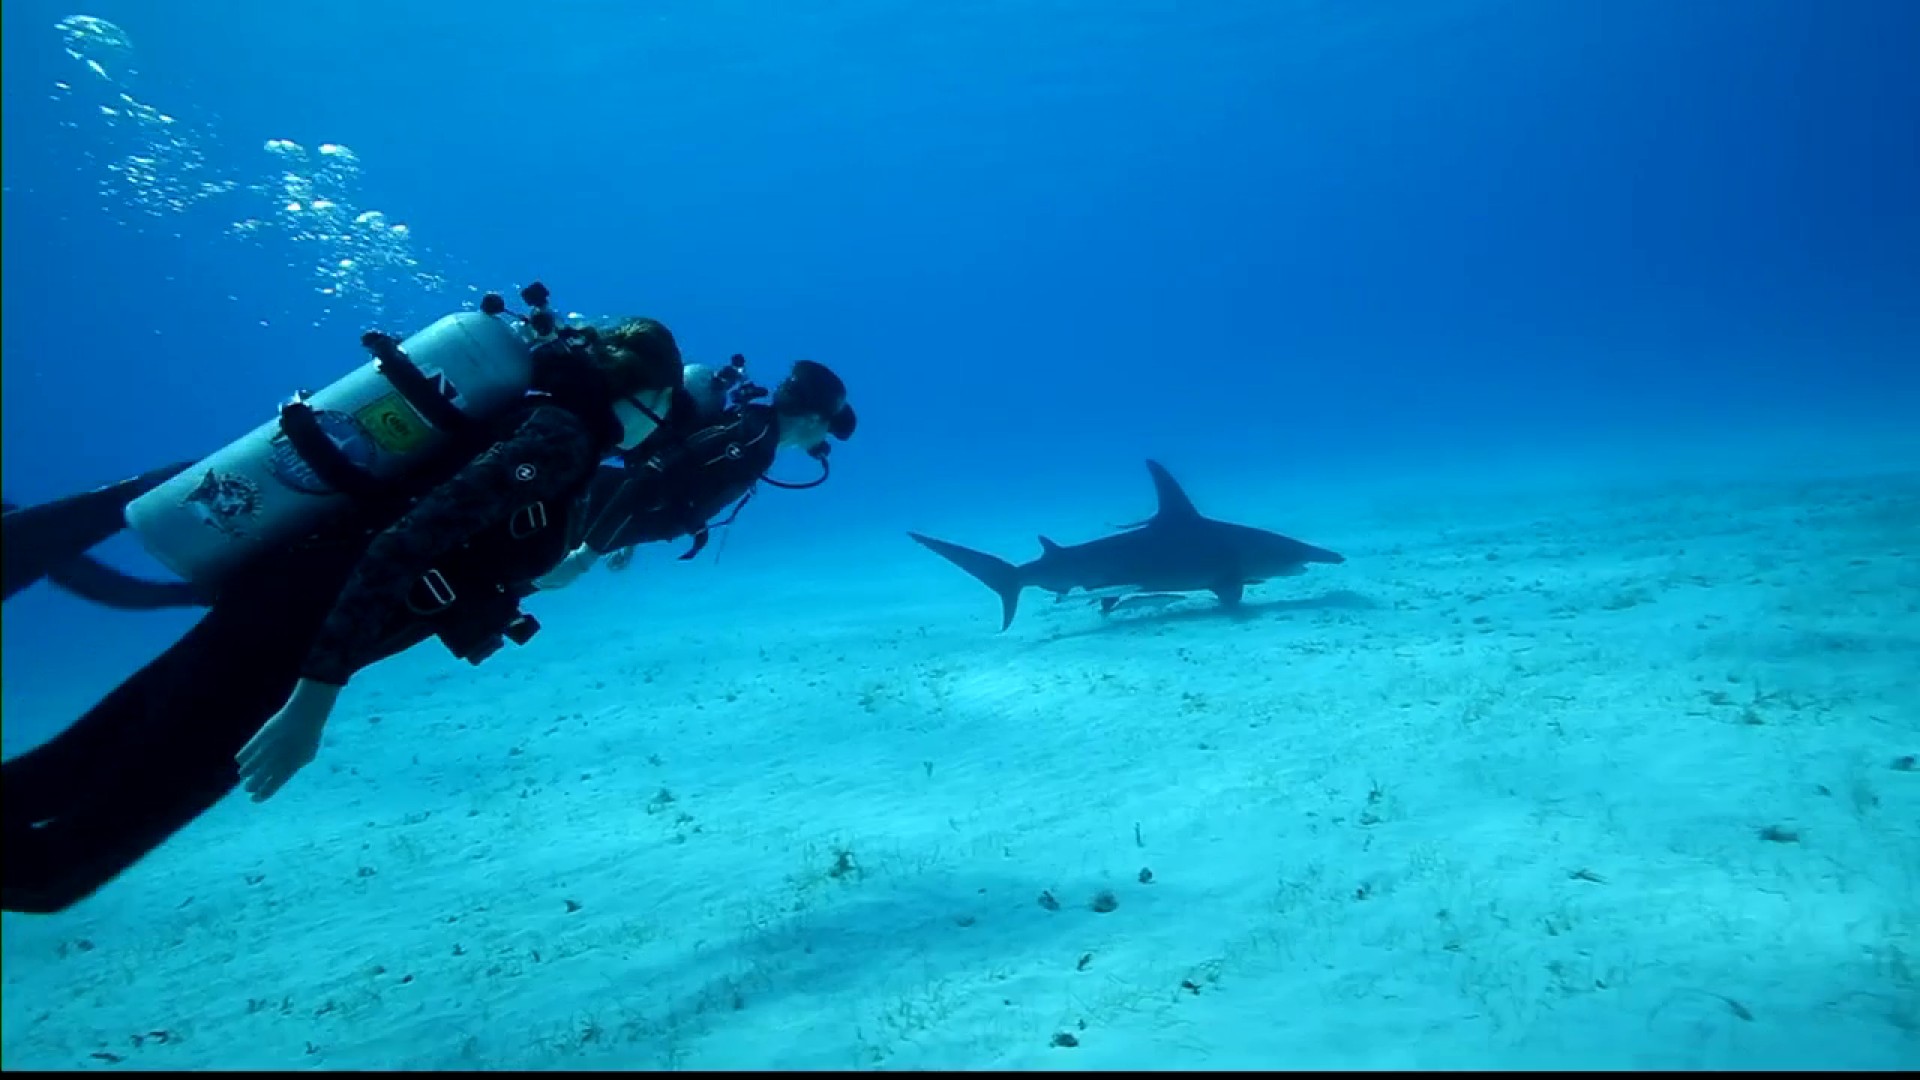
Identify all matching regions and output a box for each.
[1099,596,1121,616]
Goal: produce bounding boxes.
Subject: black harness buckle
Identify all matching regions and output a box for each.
[408,568,458,615]
[510,501,549,539]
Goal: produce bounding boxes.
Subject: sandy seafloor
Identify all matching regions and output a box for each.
[2,437,1917,1071]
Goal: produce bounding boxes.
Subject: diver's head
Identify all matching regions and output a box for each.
[772,359,854,451]
[594,317,684,449]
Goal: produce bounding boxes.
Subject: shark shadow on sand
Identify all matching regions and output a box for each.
[1036,587,1378,642]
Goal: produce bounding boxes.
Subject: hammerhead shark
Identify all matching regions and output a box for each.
[909,459,1345,630]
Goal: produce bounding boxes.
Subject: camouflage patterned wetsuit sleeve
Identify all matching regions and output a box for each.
[299,405,598,686]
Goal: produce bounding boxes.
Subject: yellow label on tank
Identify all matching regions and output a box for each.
[356,394,432,455]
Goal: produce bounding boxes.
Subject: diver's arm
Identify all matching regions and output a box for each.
[532,544,600,590]
[298,405,599,687]
[577,462,655,557]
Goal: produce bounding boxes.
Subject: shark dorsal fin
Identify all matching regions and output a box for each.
[1145,460,1201,521]
[1038,535,1063,554]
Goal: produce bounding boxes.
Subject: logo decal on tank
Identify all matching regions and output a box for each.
[414,366,466,410]
[355,393,432,455]
[267,409,377,495]
[182,470,262,538]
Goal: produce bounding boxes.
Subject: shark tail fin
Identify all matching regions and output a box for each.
[907,532,1023,631]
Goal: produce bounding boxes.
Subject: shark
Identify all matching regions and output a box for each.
[908,459,1345,630]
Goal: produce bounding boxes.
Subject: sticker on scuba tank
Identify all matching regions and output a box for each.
[267,409,376,496]
[355,393,432,455]
[182,469,262,538]
[414,365,466,410]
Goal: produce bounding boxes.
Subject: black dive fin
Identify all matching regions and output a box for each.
[908,532,1023,631]
[46,556,206,610]
[2,462,192,603]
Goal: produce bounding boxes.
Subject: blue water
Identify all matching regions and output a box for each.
[3,0,1917,1069]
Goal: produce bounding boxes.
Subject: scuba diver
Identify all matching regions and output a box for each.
[532,353,857,589]
[2,283,684,915]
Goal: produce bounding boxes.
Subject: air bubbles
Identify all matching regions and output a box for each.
[57,15,133,80]
[49,15,470,327]
[53,16,239,220]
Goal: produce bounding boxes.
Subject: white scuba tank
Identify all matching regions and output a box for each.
[681,363,729,420]
[125,309,539,585]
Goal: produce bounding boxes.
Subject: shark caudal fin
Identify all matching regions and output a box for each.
[908,532,1023,630]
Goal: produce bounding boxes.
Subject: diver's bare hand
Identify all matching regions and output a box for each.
[237,679,342,802]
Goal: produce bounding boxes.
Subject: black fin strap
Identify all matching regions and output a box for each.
[712,488,756,528]
[678,488,755,561]
[677,528,711,561]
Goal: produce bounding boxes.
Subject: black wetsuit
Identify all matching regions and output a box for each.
[1,382,623,914]
[580,403,782,561]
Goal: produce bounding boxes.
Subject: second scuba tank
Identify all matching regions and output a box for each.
[125,308,539,586]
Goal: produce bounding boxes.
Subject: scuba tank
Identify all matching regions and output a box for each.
[124,283,575,585]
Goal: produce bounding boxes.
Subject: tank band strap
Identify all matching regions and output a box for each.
[362,331,477,437]
[279,400,387,500]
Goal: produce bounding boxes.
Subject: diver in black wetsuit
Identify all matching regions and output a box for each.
[534,356,856,588]
[1,302,686,915]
